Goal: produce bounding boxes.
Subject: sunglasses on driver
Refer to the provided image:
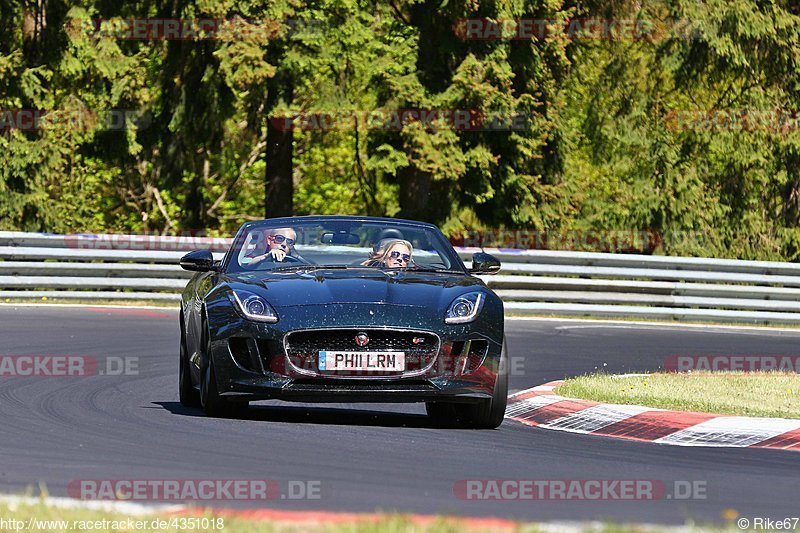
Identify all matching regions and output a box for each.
[389,251,411,262]
[270,234,296,246]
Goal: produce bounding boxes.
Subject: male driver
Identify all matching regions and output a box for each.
[239,227,298,266]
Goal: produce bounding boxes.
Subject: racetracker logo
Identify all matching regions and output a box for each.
[0,356,137,377]
[284,353,525,377]
[665,355,800,373]
[665,109,800,134]
[66,18,323,41]
[451,229,665,253]
[63,231,231,252]
[453,479,707,500]
[453,18,697,41]
[68,479,321,501]
[269,109,531,132]
[0,109,151,133]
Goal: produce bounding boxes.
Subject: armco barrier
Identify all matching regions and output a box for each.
[2,231,800,324]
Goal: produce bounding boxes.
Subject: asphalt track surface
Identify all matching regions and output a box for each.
[1,306,799,525]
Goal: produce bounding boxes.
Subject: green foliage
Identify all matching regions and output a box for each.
[559,0,800,258]
[1,0,800,260]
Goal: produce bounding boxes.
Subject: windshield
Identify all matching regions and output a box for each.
[223,219,466,274]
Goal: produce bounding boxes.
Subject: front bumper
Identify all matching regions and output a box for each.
[205,302,504,404]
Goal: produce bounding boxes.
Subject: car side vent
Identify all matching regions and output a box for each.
[256,339,283,373]
[450,341,465,358]
[228,337,258,373]
[464,340,489,374]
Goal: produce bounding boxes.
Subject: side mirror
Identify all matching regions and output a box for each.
[180,250,217,272]
[469,252,501,275]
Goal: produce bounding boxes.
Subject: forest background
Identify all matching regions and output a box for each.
[2,0,800,259]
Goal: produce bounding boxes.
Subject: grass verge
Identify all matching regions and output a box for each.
[0,498,746,533]
[557,372,800,419]
[0,501,495,533]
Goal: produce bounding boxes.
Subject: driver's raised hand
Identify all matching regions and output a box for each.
[249,248,287,264]
[268,248,287,262]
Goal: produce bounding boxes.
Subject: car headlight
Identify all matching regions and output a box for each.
[445,292,485,324]
[229,289,279,323]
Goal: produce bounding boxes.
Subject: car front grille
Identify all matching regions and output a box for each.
[284,328,440,377]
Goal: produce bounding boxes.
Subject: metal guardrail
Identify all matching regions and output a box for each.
[2,231,800,324]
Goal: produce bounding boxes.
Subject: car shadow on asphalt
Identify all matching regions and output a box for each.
[154,401,442,429]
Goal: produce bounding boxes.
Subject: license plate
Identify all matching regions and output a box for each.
[318,351,405,371]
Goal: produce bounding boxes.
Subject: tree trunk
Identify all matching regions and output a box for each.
[22,0,47,62]
[264,76,294,218]
[183,156,207,230]
[398,166,431,220]
[394,0,459,223]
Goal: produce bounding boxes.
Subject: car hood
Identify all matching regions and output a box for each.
[221,268,483,309]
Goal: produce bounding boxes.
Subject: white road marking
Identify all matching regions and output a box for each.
[506,381,800,451]
[541,404,654,433]
[655,417,800,447]
[505,395,562,418]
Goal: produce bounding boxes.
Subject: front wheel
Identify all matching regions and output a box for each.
[425,401,458,427]
[179,325,200,407]
[459,339,508,428]
[427,339,509,429]
[461,339,508,428]
[200,334,231,417]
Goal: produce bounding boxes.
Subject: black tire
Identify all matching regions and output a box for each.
[425,339,509,429]
[425,401,458,427]
[456,339,508,429]
[199,331,232,418]
[179,328,201,408]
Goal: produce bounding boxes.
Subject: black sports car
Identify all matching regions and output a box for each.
[178,216,507,428]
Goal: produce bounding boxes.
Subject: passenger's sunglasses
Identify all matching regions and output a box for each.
[389,251,411,262]
[271,234,295,246]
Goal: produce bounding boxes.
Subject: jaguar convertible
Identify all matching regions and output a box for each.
[178,216,507,428]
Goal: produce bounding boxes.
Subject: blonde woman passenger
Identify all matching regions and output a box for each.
[362,239,413,268]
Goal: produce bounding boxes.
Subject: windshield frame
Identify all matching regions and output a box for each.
[220,216,468,275]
